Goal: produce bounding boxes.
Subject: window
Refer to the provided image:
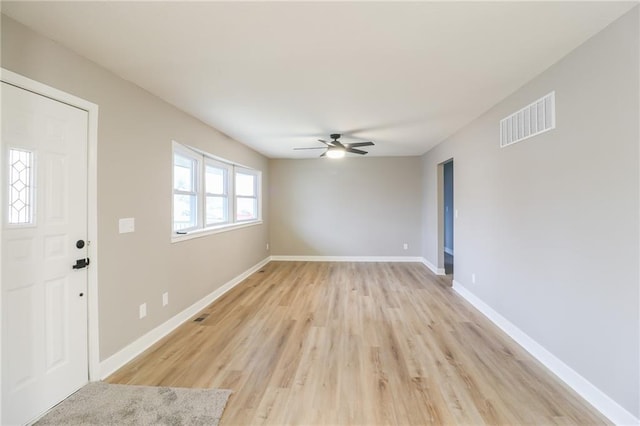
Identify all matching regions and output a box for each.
[205,159,231,226]
[235,169,259,222]
[173,147,200,232]
[8,148,35,225]
[172,142,261,238]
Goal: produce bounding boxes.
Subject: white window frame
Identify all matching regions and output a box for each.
[171,141,262,242]
[204,158,232,227]
[172,143,202,233]
[234,167,261,223]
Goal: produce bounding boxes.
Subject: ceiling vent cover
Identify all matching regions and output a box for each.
[500,91,555,148]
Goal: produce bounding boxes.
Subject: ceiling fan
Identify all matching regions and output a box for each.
[294,134,374,158]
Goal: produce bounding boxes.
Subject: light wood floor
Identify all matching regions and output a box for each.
[107,261,609,425]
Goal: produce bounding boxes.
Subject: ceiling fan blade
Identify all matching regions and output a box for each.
[318,139,332,146]
[293,147,327,150]
[332,141,346,149]
[320,151,327,157]
[347,142,374,147]
[346,148,368,155]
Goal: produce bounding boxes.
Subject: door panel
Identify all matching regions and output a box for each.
[2,82,89,425]
[6,285,37,389]
[44,277,68,371]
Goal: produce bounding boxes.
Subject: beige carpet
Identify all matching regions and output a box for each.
[35,382,232,425]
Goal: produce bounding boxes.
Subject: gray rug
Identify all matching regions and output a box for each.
[35,382,232,425]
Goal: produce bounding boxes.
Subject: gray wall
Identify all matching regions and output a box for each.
[421,8,639,417]
[1,15,270,360]
[270,157,422,257]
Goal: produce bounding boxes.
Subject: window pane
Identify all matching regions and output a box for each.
[174,153,195,191]
[8,149,33,224]
[236,197,257,221]
[235,172,255,196]
[206,196,228,225]
[173,194,197,231]
[206,165,226,195]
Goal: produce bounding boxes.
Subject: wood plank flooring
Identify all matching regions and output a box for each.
[107,261,609,425]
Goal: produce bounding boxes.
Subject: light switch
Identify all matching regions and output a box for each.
[119,218,135,234]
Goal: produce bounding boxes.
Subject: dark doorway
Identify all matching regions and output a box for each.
[443,160,454,275]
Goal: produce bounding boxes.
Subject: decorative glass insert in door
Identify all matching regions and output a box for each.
[8,148,34,224]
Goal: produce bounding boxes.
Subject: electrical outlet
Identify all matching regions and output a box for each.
[403,243,408,250]
[139,303,147,319]
[162,292,169,307]
[266,243,270,251]
[471,273,476,284]
[455,209,459,219]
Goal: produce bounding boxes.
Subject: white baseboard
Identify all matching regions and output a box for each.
[444,247,454,256]
[420,257,446,275]
[99,256,271,379]
[270,255,424,262]
[452,280,639,426]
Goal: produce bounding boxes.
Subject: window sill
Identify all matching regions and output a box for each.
[171,220,263,243]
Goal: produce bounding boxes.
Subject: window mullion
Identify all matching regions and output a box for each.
[198,153,205,230]
[230,165,236,224]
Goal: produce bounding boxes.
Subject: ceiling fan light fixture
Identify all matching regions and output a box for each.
[326,147,346,159]
[293,134,374,157]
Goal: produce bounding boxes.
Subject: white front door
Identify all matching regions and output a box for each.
[1,82,89,425]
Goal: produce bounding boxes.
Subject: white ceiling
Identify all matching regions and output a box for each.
[2,1,635,158]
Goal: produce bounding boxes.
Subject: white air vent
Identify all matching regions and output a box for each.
[500,91,555,148]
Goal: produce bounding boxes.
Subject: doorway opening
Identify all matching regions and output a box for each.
[437,159,454,280]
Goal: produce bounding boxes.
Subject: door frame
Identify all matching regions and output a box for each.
[0,68,100,421]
